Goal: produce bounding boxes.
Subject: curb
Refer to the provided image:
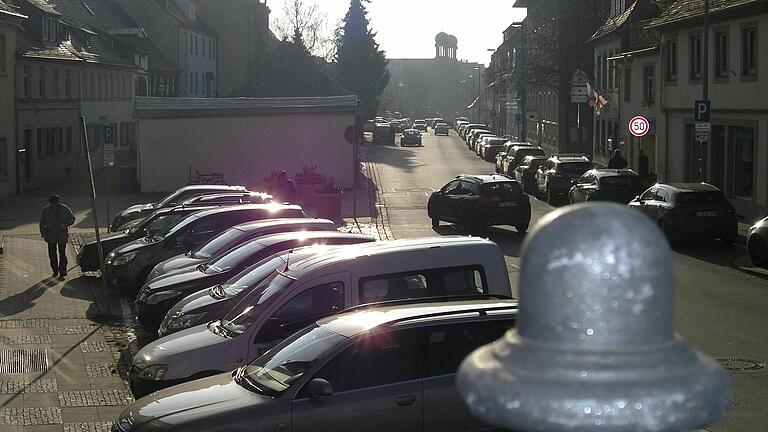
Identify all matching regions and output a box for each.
[0,235,3,254]
[731,255,768,281]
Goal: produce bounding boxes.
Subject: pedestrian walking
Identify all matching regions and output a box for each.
[273,170,297,204]
[39,195,76,279]
[607,149,628,169]
[638,149,649,179]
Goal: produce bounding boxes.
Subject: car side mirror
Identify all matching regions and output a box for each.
[307,378,334,398]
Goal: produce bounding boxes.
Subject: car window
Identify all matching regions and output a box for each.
[640,187,657,201]
[556,162,593,176]
[306,328,422,394]
[460,181,476,195]
[442,268,485,295]
[578,173,591,184]
[425,320,515,377]
[480,182,522,197]
[187,217,218,235]
[656,188,669,202]
[600,175,642,188]
[361,273,429,303]
[207,241,266,273]
[676,191,728,205]
[442,180,461,194]
[254,282,345,343]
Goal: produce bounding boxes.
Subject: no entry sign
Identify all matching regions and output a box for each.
[629,116,650,137]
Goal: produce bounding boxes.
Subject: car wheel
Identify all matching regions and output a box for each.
[431,217,440,229]
[515,223,529,233]
[748,237,768,267]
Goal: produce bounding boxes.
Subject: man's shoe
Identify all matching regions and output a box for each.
[58,275,66,281]
[52,271,59,278]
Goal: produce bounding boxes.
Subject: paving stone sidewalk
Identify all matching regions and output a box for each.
[0,234,134,432]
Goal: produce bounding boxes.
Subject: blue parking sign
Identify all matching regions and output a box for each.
[694,100,710,122]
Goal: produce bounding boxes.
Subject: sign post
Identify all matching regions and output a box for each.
[103,125,114,231]
[694,99,711,180]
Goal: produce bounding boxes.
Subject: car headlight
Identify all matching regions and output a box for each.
[167,312,207,331]
[145,290,181,305]
[112,252,138,267]
[136,364,168,381]
[115,417,133,432]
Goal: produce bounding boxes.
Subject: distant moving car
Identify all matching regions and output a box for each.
[628,183,737,243]
[373,123,396,145]
[400,129,423,146]
[104,205,306,290]
[748,216,768,267]
[115,299,517,432]
[535,155,594,204]
[569,169,645,204]
[135,232,376,331]
[110,185,248,232]
[413,120,428,132]
[428,174,532,233]
[433,122,450,136]
[430,117,445,129]
[512,155,547,194]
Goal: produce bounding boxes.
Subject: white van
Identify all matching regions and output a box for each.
[129,236,512,397]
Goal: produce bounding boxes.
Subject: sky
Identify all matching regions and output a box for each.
[271,0,527,66]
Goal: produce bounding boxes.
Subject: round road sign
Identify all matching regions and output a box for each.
[629,116,650,137]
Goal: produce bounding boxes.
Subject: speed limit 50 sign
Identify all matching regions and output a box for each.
[629,116,650,137]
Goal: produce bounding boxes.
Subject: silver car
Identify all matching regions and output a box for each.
[113,299,517,432]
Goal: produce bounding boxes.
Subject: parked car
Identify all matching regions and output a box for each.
[434,122,450,136]
[104,204,306,290]
[413,120,428,132]
[500,143,542,175]
[454,117,469,129]
[136,232,376,331]
[535,155,594,204]
[373,123,395,145]
[461,124,486,142]
[428,175,531,233]
[110,185,249,232]
[127,236,513,397]
[512,155,547,194]
[748,216,768,267]
[568,169,645,204]
[494,142,517,173]
[400,129,423,147]
[472,133,496,155]
[146,218,337,283]
[77,206,219,273]
[159,247,345,337]
[180,191,273,206]
[468,130,493,151]
[479,137,508,161]
[116,298,517,432]
[628,183,737,243]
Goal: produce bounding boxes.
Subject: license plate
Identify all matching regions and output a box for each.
[696,211,717,217]
[498,202,517,207]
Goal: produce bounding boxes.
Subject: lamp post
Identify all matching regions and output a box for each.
[474,66,481,123]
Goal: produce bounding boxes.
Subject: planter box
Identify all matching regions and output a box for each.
[296,182,323,203]
[313,191,343,218]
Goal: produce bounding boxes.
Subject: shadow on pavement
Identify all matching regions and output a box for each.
[432,223,526,259]
[673,240,749,268]
[0,278,58,317]
[366,143,423,174]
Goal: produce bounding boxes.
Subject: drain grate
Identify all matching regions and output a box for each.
[0,349,49,374]
[717,358,766,372]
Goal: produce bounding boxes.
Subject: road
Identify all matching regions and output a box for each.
[367,130,768,431]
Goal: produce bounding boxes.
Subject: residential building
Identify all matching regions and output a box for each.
[115,0,216,97]
[513,0,608,155]
[648,0,768,219]
[588,0,665,173]
[0,1,25,197]
[488,23,524,140]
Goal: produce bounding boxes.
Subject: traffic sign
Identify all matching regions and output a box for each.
[103,125,114,167]
[696,132,710,142]
[695,122,711,133]
[694,100,711,122]
[571,69,589,103]
[629,116,650,137]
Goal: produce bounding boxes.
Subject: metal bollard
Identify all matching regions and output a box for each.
[458,203,732,431]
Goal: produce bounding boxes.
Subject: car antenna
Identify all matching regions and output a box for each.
[283,248,294,272]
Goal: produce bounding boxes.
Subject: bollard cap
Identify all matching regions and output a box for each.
[458,203,732,431]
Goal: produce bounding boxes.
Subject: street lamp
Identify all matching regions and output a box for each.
[474,66,481,123]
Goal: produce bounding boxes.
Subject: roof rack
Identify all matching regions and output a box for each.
[552,153,589,159]
[340,294,514,314]
[381,303,519,328]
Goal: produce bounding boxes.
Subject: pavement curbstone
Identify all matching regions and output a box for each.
[731,255,768,281]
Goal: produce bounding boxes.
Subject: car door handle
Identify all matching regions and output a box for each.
[395,395,416,406]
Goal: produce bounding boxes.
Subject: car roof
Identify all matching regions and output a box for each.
[250,231,375,248]
[592,169,638,177]
[662,183,721,192]
[234,218,335,232]
[552,156,590,163]
[522,155,547,161]
[403,128,420,132]
[282,236,498,275]
[169,205,304,232]
[457,174,515,184]
[319,299,518,337]
[177,185,246,192]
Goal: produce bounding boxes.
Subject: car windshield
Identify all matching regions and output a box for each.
[481,182,522,197]
[194,228,244,259]
[131,213,186,237]
[220,271,295,335]
[528,159,546,169]
[239,325,344,397]
[600,176,642,188]
[206,241,267,273]
[156,190,187,208]
[557,162,593,176]
[676,191,728,205]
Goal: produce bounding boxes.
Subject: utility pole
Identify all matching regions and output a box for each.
[700,0,710,181]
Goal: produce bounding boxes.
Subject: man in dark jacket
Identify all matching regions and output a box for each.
[638,149,650,179]
[273,171,297,204]
[607,149,628,169]
[39,195,76,279]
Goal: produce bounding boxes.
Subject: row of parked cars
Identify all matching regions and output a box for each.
[449,120,741,245]
[89,185,518,431]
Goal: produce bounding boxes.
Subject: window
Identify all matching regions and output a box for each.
[89,73,95,98]
[53,127,62,155]
[361,273,428,302]
[254,282,345,343]
[97,73,103,98]
[656,188,669,202]
[65,126,72,153]
[360,266,488,304]
[732,126,754,198]
[0,138,7,179]
[189,72,193,93]
[643,65,655,103]
[714,30,728,78]
[42,17,58,42]
[425,320,514,377]
[109,74,115,99]
[309,329,421,393]
[742,26,758,76]
[38,67,46,98]
[202,38,205,57]
[37,129,44,158]
[189,33,193,54]
[64,69,71,97]
[690,34,702,80]
[213,41,216,59]
[23,65,30,97]
[119,121,135,149]
[0,35,6,73]
[51,69,59,97]
[194,35,198,55]
[208,40,212,59]
[623,67,631,102]
[665,39,677,82]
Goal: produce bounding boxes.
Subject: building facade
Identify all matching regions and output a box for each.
[0,1,25,198]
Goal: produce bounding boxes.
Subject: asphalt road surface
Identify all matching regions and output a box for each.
[367,130,768,431]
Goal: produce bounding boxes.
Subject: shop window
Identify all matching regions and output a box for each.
[731,127,754,198]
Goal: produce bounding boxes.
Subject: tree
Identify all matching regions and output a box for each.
[273,0,333,59]
[336,0,389,118]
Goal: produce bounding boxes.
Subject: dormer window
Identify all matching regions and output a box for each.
[189,1,196,21]
[42,17,58,42]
